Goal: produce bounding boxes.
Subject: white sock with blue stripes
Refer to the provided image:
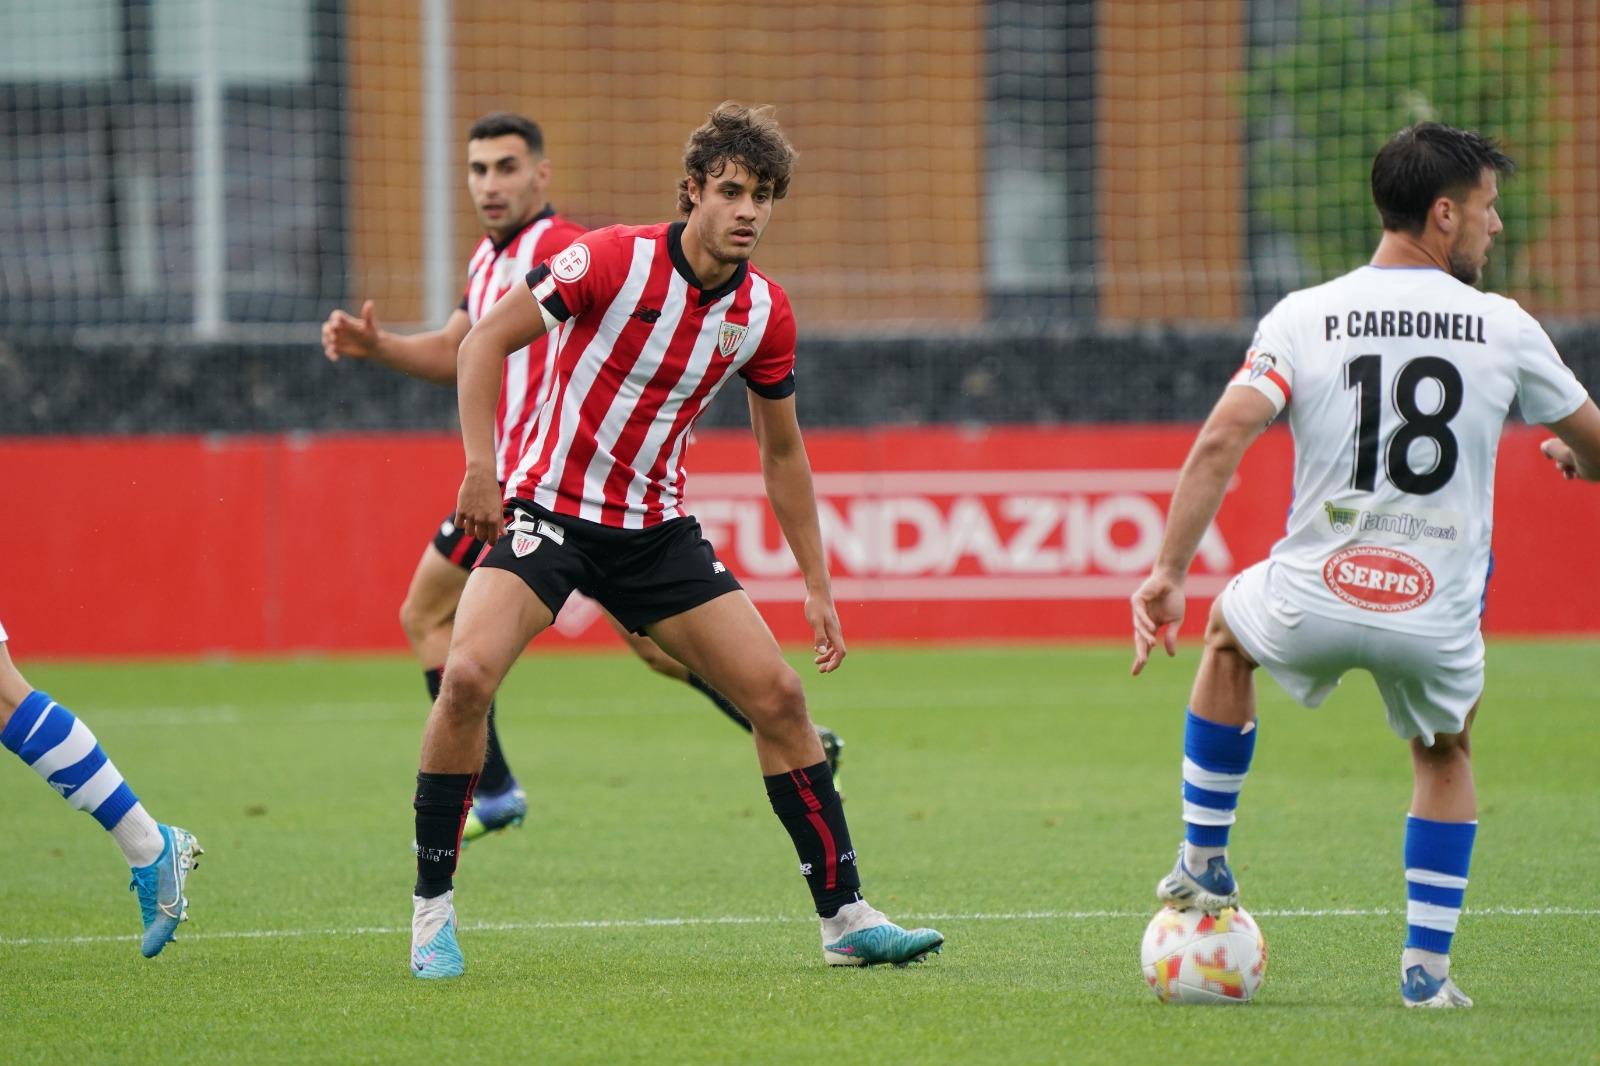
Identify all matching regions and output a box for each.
[2,690,164,867]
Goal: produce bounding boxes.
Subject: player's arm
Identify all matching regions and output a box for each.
[1131,386,1277,675]
[320,300,469,384]
[1152,387,1276,581]
[748,391,846,673]
[452,286,551,544]
[1539,398,1600,482]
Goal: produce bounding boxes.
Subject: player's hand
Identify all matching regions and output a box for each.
[1540,437,1579,480]
[1130,570,1185,676]
[455,466,503,545]
[804,587,847,673]
[321,299,380,362]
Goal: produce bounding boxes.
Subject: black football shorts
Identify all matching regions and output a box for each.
[477,500,743,633]
[430,511,492,572]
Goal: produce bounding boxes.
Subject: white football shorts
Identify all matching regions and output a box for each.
[1219,561,1484,745]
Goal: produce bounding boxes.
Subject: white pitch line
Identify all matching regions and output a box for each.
[2,905,1596,949]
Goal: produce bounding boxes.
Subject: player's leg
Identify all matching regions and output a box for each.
[1400,713,1478,1007]
[644,592,940,966]
[1155,592,1259,913]
[0,632,199,958]
[405,526,522,839]
[411,566,556,979]
[1377,630,1483,1009]
[399,539,469,668]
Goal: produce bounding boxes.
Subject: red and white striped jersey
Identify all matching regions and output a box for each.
[513,221,797,527]
[461,205,586,482]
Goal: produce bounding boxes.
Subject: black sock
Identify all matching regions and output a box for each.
[414,771,476,898]
[764,761,861,918]
[477,703,514,795]
[426,668,514,796]
[689,673,753,733]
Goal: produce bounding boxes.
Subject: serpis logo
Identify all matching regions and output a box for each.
[1322,546,1434,612]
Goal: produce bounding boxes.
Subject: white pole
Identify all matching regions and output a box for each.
[422,0,453,324]
[194,0,226,337]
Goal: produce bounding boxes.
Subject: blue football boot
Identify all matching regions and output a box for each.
[1401,964,1473,1008]
[461,782,527,845]
[128,824,202,958]
[1156,844,1240,913]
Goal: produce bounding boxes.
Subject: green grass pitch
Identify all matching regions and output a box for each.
[1,642,1596,1064]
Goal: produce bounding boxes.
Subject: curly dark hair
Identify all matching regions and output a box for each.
[676,102,797,216]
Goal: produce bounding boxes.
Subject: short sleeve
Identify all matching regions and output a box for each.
[1510,306,1589,425]
[525,227,628,325]
[740,286,797,400]
[1229,297,1296,414]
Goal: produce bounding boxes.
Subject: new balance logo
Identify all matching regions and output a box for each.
[712,561,727,575]
[800,862,813,876]
[631,305,662,323]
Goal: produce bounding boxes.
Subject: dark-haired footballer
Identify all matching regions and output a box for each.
[1130,122,1600,1008]
[408,102,942,979]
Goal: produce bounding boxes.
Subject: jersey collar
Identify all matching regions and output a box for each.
[668,221,748,306]
[489,204,556,253]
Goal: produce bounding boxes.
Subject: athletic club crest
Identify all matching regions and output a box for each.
[512,532,542,558]
[716,321,748,358]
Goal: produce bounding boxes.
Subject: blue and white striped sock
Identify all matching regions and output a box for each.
[1181,709,1257,870]
[2,690,162,865]
[1403,815,1475,975]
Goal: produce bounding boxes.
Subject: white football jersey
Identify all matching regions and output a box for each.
[1232,265,1589,637]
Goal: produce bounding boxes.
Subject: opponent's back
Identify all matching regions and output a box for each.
[1236,264,1587,635]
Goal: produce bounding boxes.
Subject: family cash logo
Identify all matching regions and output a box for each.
[1323,501,1360,535]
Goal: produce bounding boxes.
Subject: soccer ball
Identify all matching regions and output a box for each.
[1140,905,1267,1004]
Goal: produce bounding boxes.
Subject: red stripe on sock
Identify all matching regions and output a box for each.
[790,767,836,889]
[790,768,823,813]
[454,772,480,853]
[805,812,838,890]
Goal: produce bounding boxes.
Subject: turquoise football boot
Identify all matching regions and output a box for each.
[822,901,944,967]
[128,824,202,958]
[411,892,465,979]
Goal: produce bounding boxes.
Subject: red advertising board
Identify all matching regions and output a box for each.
[0,425,1594,657]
